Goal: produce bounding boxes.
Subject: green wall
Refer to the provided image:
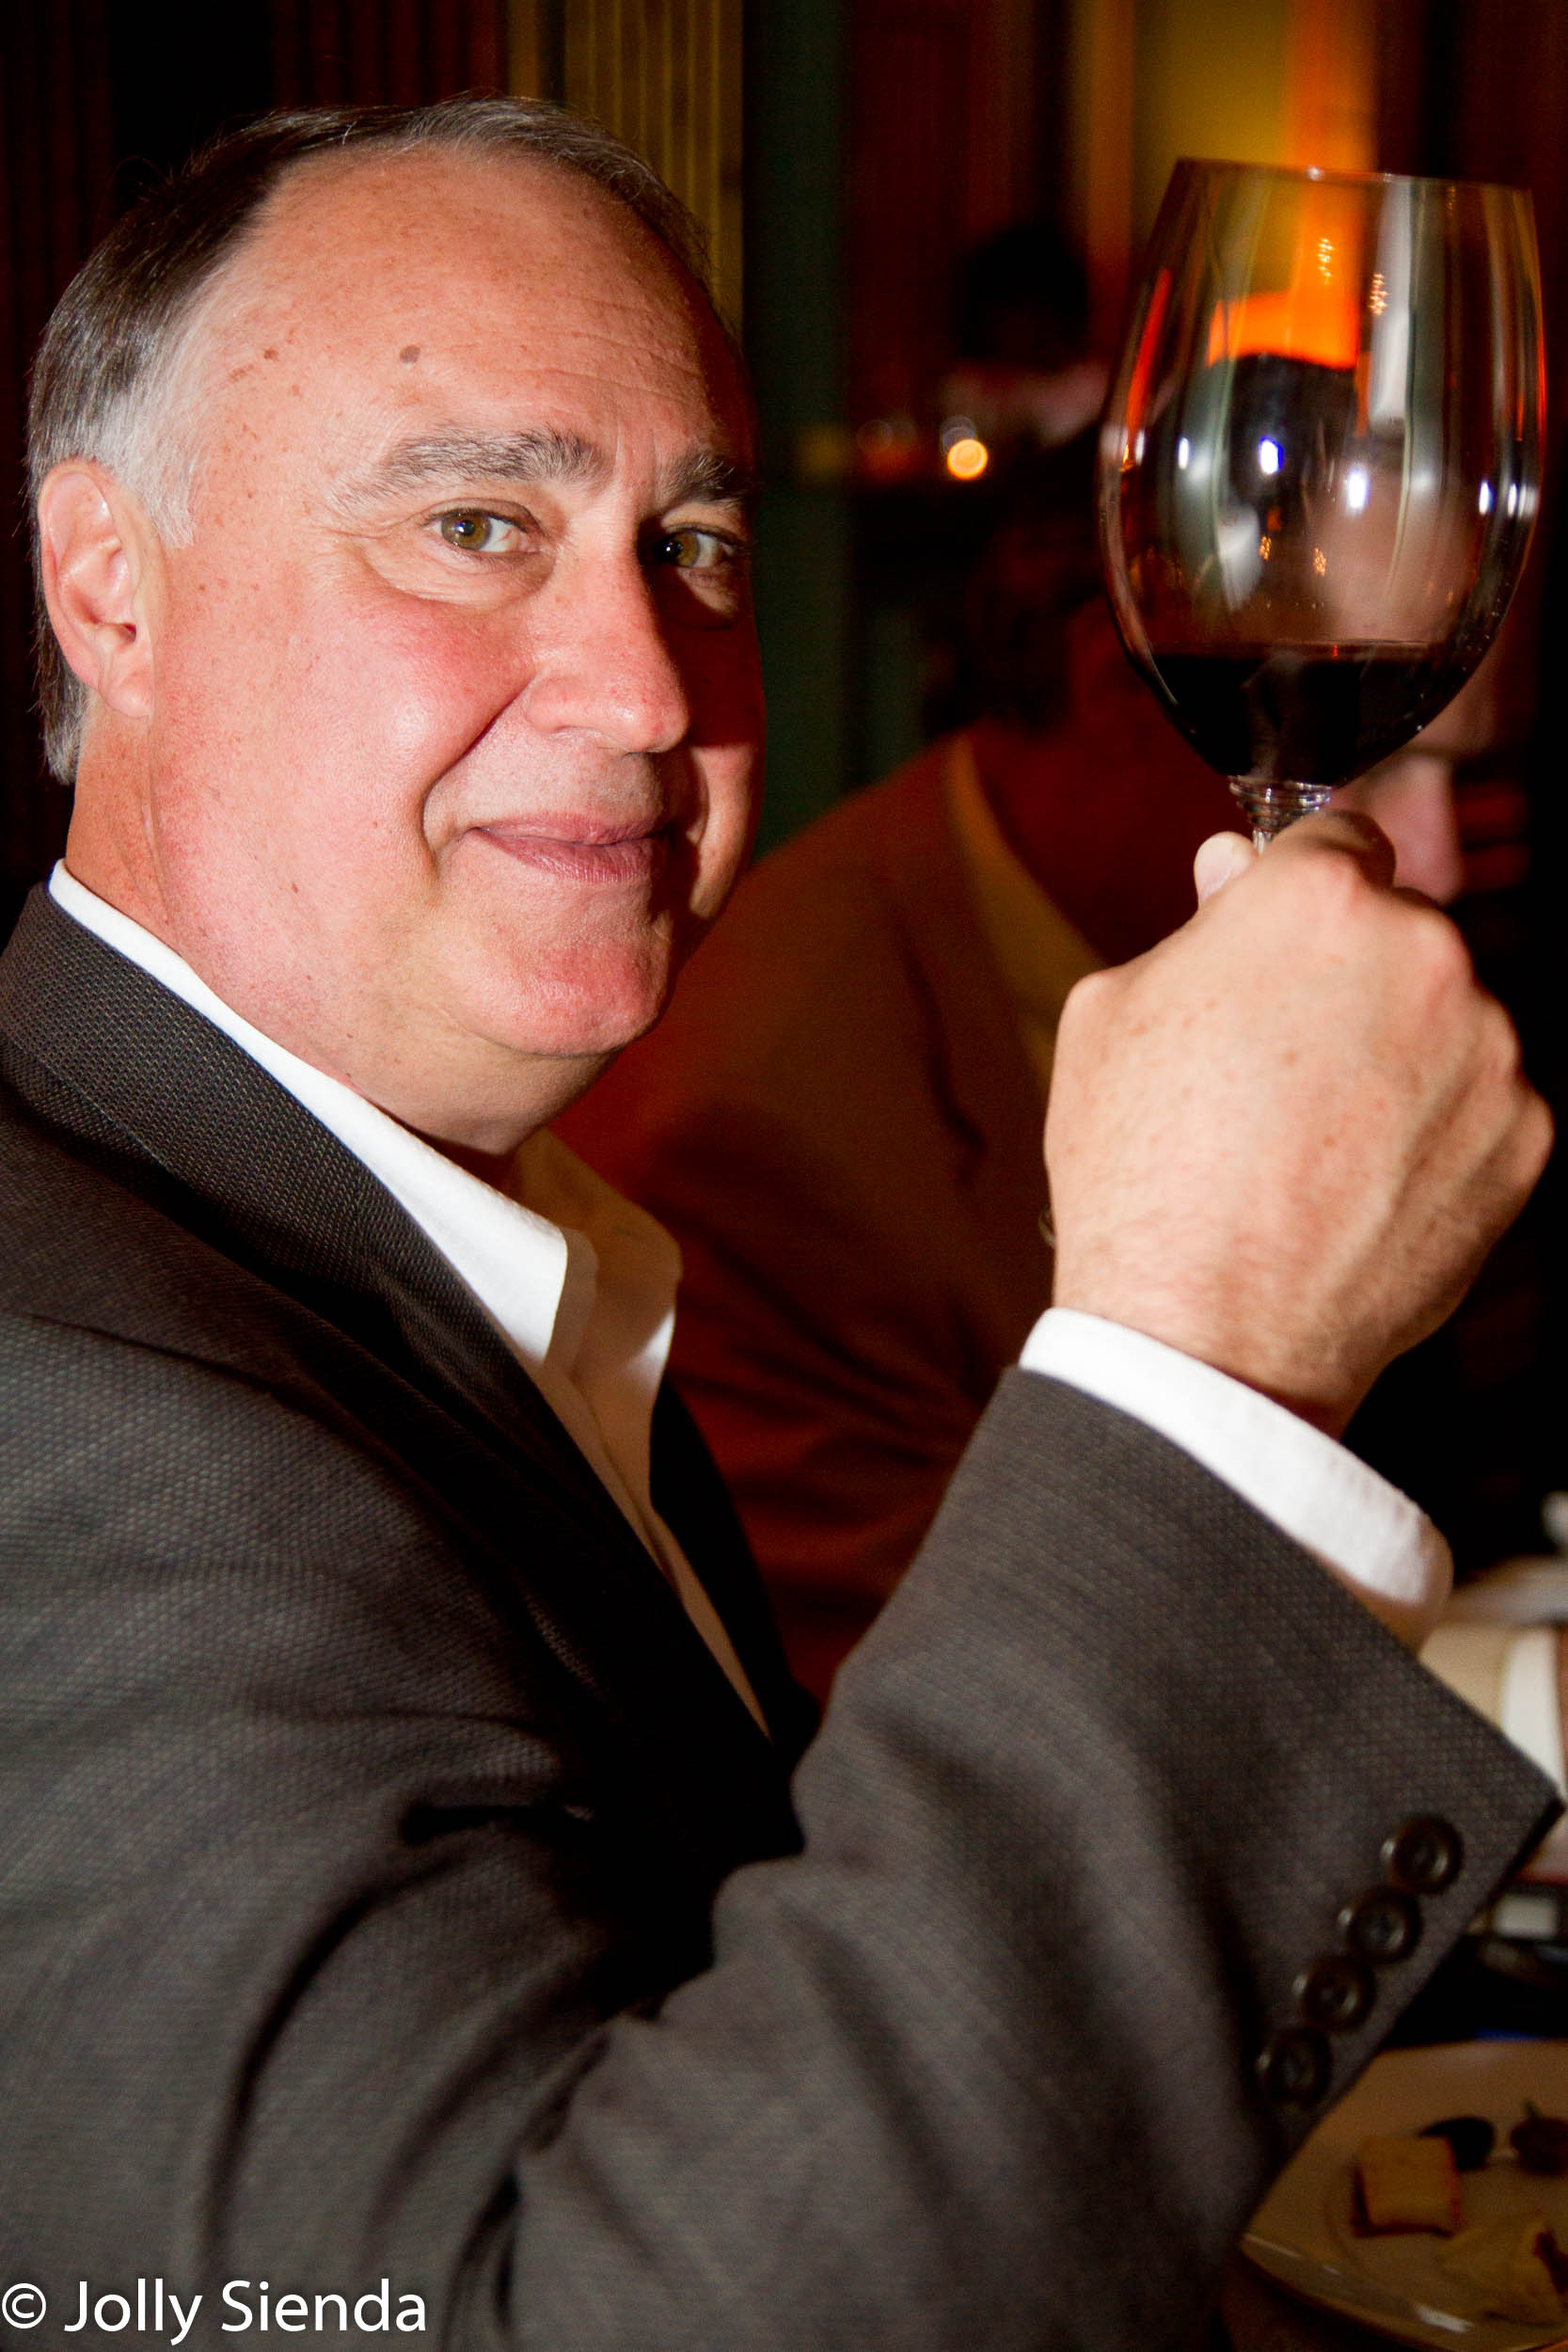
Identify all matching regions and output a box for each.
[743,0,852,854]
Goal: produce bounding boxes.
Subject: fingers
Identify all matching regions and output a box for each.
[1047,793,1549,1436]
[1265,806,1399,888]
[1419,1072,1553,1339]
[1193,832,1255,902]
[1193,809,1401,912]
[1501,1082,1556,1215]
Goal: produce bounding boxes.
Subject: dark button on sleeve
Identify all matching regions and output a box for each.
[1381,1815,1463,1897]
[1257,2026,1332,2108]
[1338,1886,1421,1965]
[1293,1953,1375,2032]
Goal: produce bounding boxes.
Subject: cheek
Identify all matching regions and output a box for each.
[687,739,761,920]
[681,626,765,914]
[281,591,533,792]
[157,567,532,822]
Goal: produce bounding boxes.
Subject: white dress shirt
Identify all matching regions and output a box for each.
[48,863,768,1733]
[49,862,1557,1788]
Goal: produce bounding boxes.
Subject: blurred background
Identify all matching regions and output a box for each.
[1,0,1565,1561]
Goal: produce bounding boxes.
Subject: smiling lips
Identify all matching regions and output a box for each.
[478,817,671,885]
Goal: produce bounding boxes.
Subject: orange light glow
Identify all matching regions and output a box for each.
[945,437,990,480]
[1208,283,1359,372]
[1122,267,1172,463]
[1207,191,1364,373]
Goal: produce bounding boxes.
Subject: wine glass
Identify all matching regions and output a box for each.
[1097,160,1544,849]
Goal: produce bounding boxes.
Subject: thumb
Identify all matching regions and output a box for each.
[1194,830,1258,904]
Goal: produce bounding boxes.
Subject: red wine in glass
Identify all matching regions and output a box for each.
[1099,162,1544,849]
[1148,642,1475,787]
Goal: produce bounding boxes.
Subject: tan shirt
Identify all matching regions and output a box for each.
[942,734,1101,1100]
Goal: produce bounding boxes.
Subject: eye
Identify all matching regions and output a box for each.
[656,526,742,574]
[435,509,524,555]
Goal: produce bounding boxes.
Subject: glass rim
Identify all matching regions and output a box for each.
[1168,155,1533,204]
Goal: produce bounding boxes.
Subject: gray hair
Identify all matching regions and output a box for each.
[27,97,718,782]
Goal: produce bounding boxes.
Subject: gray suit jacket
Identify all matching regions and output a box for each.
[0,888,1555,2350]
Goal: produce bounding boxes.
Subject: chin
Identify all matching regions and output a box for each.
[467,936,679,1064]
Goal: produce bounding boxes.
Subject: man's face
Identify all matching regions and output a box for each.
[91,150,762,1148]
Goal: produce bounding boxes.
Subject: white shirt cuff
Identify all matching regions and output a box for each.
[1018,1306,1451,1647]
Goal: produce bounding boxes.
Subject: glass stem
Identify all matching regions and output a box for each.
[1228,779,1335,853]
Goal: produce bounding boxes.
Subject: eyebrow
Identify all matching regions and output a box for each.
[341,430,756,514]
[345,429,604,502]
[660,449,758,511]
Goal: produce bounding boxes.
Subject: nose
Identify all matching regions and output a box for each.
[524,548,691,756]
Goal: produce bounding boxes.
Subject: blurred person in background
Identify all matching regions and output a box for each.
[938,221,1108,459]
[559,437,1479,1699]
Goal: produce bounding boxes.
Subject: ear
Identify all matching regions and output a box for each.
[35,462,162,724]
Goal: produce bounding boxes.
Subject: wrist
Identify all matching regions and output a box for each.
[1050,1255,1358,1438]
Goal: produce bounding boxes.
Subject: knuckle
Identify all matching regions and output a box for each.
[1401,901,1478,1009]
[1304,847,1370,918]
[1492,1013,1526,1087]
[1395,884,1461,955]
[1520,1089,1556,1177]
[1059,968,1116,1033]
[1472,993,1524,1084]
[1427,908,1476,983]
[1294,842,1390,938]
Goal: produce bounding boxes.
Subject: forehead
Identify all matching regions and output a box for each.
[196,147,749,481]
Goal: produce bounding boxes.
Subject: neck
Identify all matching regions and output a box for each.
[66,739,171,940]
[968,721,1074,888]
[421,1132,525,1191]
[60,812,604,1169]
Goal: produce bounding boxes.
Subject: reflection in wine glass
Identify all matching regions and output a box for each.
[1098,161,1544,848]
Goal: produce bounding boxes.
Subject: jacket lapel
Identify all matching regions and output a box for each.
[0,889,794,1775]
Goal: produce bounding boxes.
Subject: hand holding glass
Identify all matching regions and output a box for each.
[1098,161,1544,848]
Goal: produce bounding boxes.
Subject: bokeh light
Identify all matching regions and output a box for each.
[944,436,990,480]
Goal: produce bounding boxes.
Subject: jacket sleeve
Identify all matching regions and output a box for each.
[0,1320,1554,2352]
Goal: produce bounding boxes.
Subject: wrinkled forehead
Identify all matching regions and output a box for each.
[190,146,750,469]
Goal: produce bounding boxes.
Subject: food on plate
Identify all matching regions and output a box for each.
[1437,2213,1568,2326]
[1354,2133,1463,2234]
[1418,2114,1497,2170]
[1512,2104,1568,2176]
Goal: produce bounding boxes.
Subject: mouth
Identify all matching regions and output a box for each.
[475,817,672,887]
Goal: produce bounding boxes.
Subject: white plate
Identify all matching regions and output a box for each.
[1243,2042,1568,2348]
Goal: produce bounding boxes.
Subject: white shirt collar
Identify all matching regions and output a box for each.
[46,862,767,1733]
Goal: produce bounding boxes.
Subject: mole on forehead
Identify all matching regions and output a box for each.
[222,219,680,371]
[223,145,681,320]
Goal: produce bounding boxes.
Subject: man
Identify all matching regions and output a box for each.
[559,579,1481,1695]
[0,97,1555,2347]
[560,587,1238,1692]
